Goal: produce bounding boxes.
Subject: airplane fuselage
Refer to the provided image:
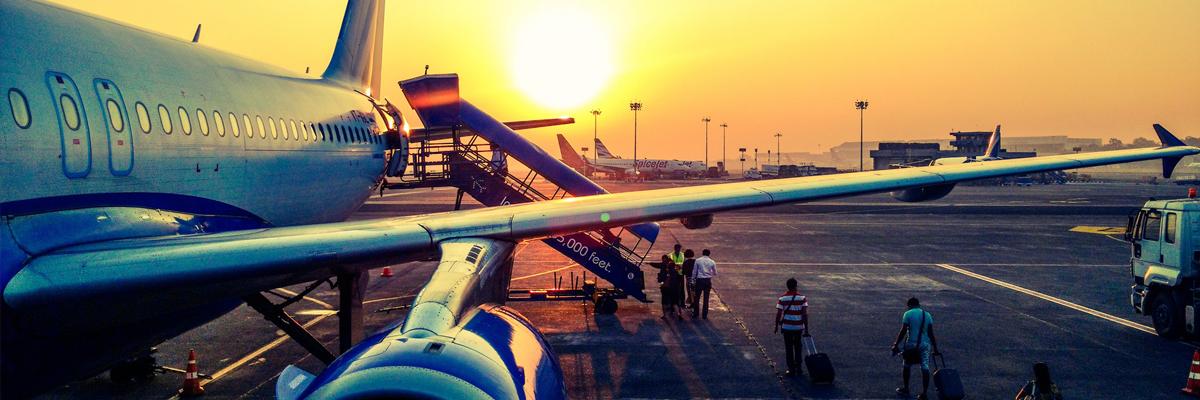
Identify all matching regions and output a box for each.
[1,1,387,395]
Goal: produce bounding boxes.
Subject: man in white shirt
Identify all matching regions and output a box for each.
[691,249,717,319]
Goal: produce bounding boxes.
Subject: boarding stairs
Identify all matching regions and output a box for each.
[388,74,661,302]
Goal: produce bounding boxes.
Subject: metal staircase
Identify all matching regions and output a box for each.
[390,73,662,302]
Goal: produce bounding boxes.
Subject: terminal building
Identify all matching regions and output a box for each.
[870,130,1036,170]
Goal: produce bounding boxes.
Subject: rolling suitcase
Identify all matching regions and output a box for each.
[802,333,835,384]
[932,353,965,400]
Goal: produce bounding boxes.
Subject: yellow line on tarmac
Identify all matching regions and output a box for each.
[202,314,335,386]
[1069,226,1126,235]
[934,263,1156,335]
[275,287,333,309]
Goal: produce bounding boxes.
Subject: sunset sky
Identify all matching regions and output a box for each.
[50,0,1200,162]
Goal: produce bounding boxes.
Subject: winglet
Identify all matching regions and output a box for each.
[1155,124,1186,179]
[1154,124,1186,147]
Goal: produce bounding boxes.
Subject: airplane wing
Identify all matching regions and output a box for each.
[7,131,1196,319]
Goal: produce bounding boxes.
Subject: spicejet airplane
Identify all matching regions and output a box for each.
[557,134,708,179]
[2,1,1197,399]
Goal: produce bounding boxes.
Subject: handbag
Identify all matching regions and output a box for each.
[901,311,926,364]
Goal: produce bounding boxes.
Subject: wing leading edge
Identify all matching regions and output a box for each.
[7,133,1197,318]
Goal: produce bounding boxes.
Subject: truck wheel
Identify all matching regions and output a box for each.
[1151,292,1184,339]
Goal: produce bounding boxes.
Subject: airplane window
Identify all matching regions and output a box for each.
[318,123,326,141]
[213,111,226,137]
[268,117,277,139]
[277,117,287,140]
[242,114,252,138]
[158,104,173,134]
[8,89,31,129]
[196,108,209,136]
[105,99,124,132]
[337,125,344,142]
[256,115,265,138]
[229,112,240,137]
[300,121,309,141]
[290,119,299,141]
[178,107,192,135]
[135,102,151,133]
[59,94,80,130]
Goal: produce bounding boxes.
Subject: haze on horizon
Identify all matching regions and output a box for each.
[49,0,1200,162]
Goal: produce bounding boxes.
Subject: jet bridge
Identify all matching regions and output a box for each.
[392,74,660,305]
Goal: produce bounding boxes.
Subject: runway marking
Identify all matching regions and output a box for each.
[511,263,580,282]
[275,287,333,309]
[933,263,1156,335]
[371,186,453,200]
[200,313,335,387]
[516,260,1127,267]
[1070,225,1126,235]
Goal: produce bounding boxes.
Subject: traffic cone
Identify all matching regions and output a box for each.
[180,349,205,397]
[1184,349,1200,397]
[380,266,394,278]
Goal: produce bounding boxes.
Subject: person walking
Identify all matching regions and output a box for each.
[1014,362,1063,400]
[657,255,683,320]
[774,278,809,376]
[681,249,696,309]
[891,297,939,400]
[692,249,717,319]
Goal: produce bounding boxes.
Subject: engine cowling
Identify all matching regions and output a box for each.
[892,183,956,202]
[679,214,714,230]
[281,304,567,400]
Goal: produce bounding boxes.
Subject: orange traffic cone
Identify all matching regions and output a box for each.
[180,349,205,397]
[1184,349,1200,397]
[380,266,394,278]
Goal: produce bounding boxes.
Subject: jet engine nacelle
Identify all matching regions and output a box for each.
[892,183,956,202]
[679,214,714,230]
[280,304,567,400]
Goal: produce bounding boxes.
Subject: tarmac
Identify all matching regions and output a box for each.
[38,181,1200,399]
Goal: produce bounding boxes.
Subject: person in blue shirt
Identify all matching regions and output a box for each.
[891,297,939,400]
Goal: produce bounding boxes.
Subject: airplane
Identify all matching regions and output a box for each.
[556,134,708,179]
[931,124,1004,166]
[1,0,1197,398]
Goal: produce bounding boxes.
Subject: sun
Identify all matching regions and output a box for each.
[510,8,614,110]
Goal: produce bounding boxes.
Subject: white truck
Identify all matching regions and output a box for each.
[1126,196,1200,339]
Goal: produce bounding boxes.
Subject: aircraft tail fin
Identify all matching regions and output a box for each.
[983,124,1001,158]
[595,138,617,158]
[557,134,589,170]
[322,0,385,96]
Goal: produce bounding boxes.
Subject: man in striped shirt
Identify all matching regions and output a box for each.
[775,278,809,376]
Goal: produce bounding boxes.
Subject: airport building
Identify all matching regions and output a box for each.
[870,130,1036,169]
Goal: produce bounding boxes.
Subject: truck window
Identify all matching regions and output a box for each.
[1143,210,1161,241]
[1165,212,1177,244]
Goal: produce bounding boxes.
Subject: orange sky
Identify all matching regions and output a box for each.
[50,0,1200,162]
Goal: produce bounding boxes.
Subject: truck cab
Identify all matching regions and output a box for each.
[1127,197,1200,339]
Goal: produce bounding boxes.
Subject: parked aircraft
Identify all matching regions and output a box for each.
[2,1,1196,398]
[557,134,708,179]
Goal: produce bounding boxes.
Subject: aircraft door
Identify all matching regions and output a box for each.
[93,79,133,176]
[45,72,92,178]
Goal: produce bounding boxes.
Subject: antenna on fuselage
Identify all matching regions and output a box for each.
[424,65,429,75]
[191,24,202,43]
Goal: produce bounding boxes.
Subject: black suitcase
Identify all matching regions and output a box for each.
[802,334,835,384]
[932,353,964,400]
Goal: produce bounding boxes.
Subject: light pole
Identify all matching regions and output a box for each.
[855,100,869,171]
[630,102,642,177]
[720,123,728,173]
[754,148,759,169]
[738,147,747,175]
[774,132,782,164]
[590,109,601,165]
[702,117,711,169]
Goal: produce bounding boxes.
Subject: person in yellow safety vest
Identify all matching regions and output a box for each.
[669,244,685,266]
